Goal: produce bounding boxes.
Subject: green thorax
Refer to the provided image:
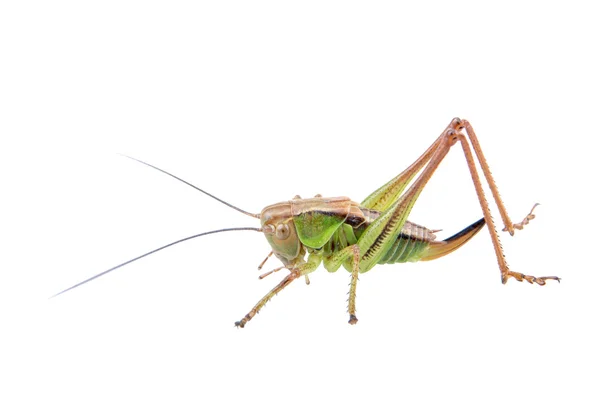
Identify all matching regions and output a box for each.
[291,197,354,249]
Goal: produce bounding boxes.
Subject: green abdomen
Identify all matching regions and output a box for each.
[377,233,430,264]
[325,210,484,267]
[326,220,434,265]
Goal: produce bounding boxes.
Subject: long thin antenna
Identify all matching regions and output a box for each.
[50,227,261,298]
[121,155,260,219]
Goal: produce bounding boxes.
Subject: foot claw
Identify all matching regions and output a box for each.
[502,270,560,286]
[503,203,540,235]
[235,320,246,328]
[348,315,358,325]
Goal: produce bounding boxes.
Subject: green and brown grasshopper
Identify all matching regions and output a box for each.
[53,118,560,327]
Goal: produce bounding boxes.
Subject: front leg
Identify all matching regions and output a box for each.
[235,270,300,328]
[235,253,322,328]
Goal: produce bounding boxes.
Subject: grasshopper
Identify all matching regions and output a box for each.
[53,118,560,327]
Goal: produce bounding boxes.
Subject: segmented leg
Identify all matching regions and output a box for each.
[322,244,361,324]
[503,203,539,233]
[347,245,360,324]
[361,125,446,211]
[323,127,461,324]
[461,120,538,236]
[357,118,559,286]
[235,253,322,328]
[352,124,460,273]
[454,120,559,285]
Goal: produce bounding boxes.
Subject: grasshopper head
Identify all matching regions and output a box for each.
[260,202,300,261]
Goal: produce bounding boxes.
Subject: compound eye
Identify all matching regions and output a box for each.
[275,223,290,240]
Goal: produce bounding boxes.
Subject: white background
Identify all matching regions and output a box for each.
[2,1,598,399]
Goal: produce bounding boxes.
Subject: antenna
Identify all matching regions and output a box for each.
[120,155,260,219]
[50,227,262,298]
